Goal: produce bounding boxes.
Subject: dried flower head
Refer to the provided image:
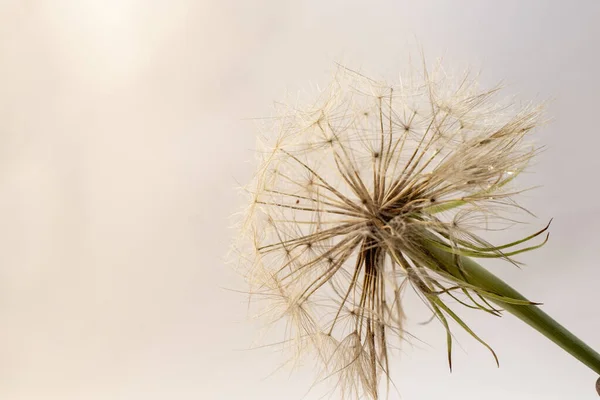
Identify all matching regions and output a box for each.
[239,62,547,399]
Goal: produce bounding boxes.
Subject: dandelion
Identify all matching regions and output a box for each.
[237,61,600,398]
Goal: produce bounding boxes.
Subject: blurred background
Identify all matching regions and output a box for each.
[0,1,599,399]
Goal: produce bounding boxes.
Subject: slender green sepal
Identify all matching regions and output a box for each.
[424,242,600,375]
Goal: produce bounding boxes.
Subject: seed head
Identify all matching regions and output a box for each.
[238,62,547,399]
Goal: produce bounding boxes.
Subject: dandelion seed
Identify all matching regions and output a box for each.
[235,61,600,398]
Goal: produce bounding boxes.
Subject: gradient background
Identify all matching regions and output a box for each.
[1,1,599,399]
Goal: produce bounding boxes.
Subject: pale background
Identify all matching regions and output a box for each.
[0,1,599,399]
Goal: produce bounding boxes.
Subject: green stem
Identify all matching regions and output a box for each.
[424,242,600,375]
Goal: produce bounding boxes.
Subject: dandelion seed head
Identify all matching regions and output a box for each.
[238,61,546,399]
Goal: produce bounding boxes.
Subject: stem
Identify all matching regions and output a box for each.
[424,242,600,375]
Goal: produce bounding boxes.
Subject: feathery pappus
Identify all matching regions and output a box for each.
[238,62,547,399]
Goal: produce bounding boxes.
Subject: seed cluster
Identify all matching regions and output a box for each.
[240,64,545,399]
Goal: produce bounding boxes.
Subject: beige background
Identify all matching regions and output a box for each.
[1,1,599,399]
